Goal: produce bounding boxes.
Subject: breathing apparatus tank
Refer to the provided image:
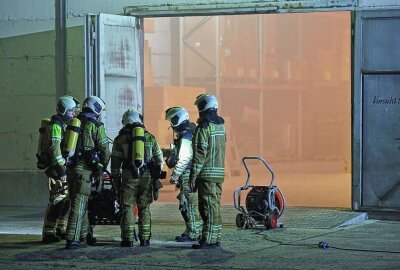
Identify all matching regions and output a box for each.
[36,118,51,169]
[63,118,81,161]
[37,118,51,155]
[132,126,145,175]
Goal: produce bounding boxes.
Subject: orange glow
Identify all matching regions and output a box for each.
[144,12,351,208]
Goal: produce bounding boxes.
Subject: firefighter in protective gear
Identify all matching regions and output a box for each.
[39,95,80,243]
[165,106,202,242]
[190,93,226,249]
[65,96,111,249]
[111,108,163,247]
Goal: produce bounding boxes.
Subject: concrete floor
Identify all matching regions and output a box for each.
[0,203,399,269]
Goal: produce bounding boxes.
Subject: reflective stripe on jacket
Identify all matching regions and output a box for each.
[191,122,226,183]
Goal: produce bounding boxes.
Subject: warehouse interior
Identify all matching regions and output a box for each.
[0,6,352,208]
[142,12,352,207]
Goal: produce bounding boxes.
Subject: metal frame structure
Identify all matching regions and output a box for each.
[55,0,67,99]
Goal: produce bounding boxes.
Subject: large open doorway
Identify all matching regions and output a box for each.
[142,12,352,207]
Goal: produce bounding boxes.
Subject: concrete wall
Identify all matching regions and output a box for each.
[0,29,56,206]
[0,0,55,38]
[66,25,85,101]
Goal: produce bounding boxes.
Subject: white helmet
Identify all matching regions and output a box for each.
[56,95,80,116]
[194,93,218,112]
[82,96,105,116]
[122,108,143,126]
[165,107,189,128]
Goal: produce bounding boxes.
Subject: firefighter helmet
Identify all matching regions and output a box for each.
[82,96,105,116]
[165,107,189,128]
[122,108,143,126]
[56,95,80,116]
[194,93,218,112]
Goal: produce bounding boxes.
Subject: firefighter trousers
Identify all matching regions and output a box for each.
[42,177,70,237]
[197,180,222,244]
[120,175,153,242]
[66,168,92,242]
[178,180,202,238]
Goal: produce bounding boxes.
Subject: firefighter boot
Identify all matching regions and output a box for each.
[140,240,150,246]
[56,228,66,240]
[121,241,134,247]
[65,240,88,250]
[42,234,61,243]
[192,237,220,249]
[87,234,97,246]
[80,234,97,246]
[175,232,198,242]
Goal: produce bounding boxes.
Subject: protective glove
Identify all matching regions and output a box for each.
[110,175,121,205]
[189,178,197,192]
[153,189,160,201]
[153,179,163,201]
[60,174,67,183]
[54,165,66,180]
[153,178,163,190]
[178,193,188,212]
[170,174,179,185]
[52,178,68,194]
[165,152,178,169]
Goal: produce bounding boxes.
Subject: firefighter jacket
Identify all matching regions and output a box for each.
[73,112,111,171]
[44,114,70,177]
[171,129,193,180]
[111,125,163,179]
[190,116,226,184]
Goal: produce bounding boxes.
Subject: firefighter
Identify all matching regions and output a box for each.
[65,96,111,249]
[165,106,202,242]
[190,94,226,249]
[38,95,80,243]
[111,108,163,247]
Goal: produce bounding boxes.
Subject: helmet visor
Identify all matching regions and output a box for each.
[196,99,208,112]
[73,97,80,109]
[93,101,102,114]
[169,114,180,127]
[196,95,218,112]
